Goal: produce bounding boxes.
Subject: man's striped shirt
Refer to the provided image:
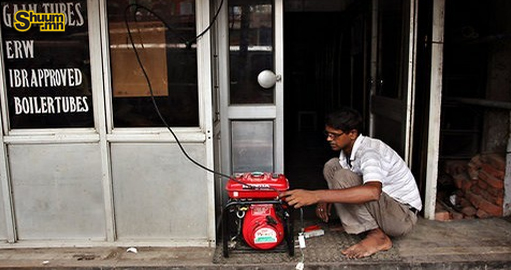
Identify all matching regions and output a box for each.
[339,135,422,211]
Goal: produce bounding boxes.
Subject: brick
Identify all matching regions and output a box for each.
[479,199,503,217]
[452,173,470,190]
[459,197,472,208]
[476,209,491,219]
[480,163,504,180]
[479,188,491,201]
[478,170,504,189]
[470,184,483,195]
[435,210,451,221]
[435,201,451,221]
[465,191,483,208]
[461,179,474,193]
[467,166,480,180]
[461,206,477,216]
[487,185,504,198]
[477,186,501,206]
[451,211,464,220]
[481,153,506,171]
[480,189,501,206]
[495,196,504,207]
[477,178,488,190]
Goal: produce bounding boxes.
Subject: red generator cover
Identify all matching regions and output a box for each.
[226,172,289,199]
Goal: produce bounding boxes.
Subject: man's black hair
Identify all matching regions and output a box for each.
[325,107,363,133]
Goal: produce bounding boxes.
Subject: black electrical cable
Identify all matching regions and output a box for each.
[122,2,284,194]
[123,3,233,181]
[126,1,223,49]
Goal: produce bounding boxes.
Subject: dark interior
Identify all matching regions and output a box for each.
[283,11,352,219]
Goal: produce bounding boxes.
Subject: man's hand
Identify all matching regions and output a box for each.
[280,189,320,208]
[316,202,332,222]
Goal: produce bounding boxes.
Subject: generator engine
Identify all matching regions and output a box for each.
[242,203,284,250]
[222,172,294,257]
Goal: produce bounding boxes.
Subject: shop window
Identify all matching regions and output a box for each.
[107,0,199,127]
[0,0,93,129]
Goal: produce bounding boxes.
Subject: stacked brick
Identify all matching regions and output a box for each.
[445,153,506,220]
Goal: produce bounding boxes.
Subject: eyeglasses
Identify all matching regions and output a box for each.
[324,131,344,139]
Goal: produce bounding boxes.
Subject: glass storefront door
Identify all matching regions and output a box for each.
[217,0,284,176]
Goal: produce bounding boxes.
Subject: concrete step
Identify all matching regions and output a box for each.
[1,217,511,269]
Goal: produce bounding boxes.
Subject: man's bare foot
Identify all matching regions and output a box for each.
[341,228,392,259]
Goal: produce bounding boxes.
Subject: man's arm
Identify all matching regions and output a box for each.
[281,181,382,208]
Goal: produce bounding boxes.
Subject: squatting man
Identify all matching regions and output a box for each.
[282,107,422,259]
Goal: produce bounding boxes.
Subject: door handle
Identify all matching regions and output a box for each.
[257,70,281,88]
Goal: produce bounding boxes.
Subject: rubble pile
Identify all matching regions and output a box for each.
[437,153,506,221]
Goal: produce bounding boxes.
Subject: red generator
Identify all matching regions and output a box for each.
[222,172,294,257]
